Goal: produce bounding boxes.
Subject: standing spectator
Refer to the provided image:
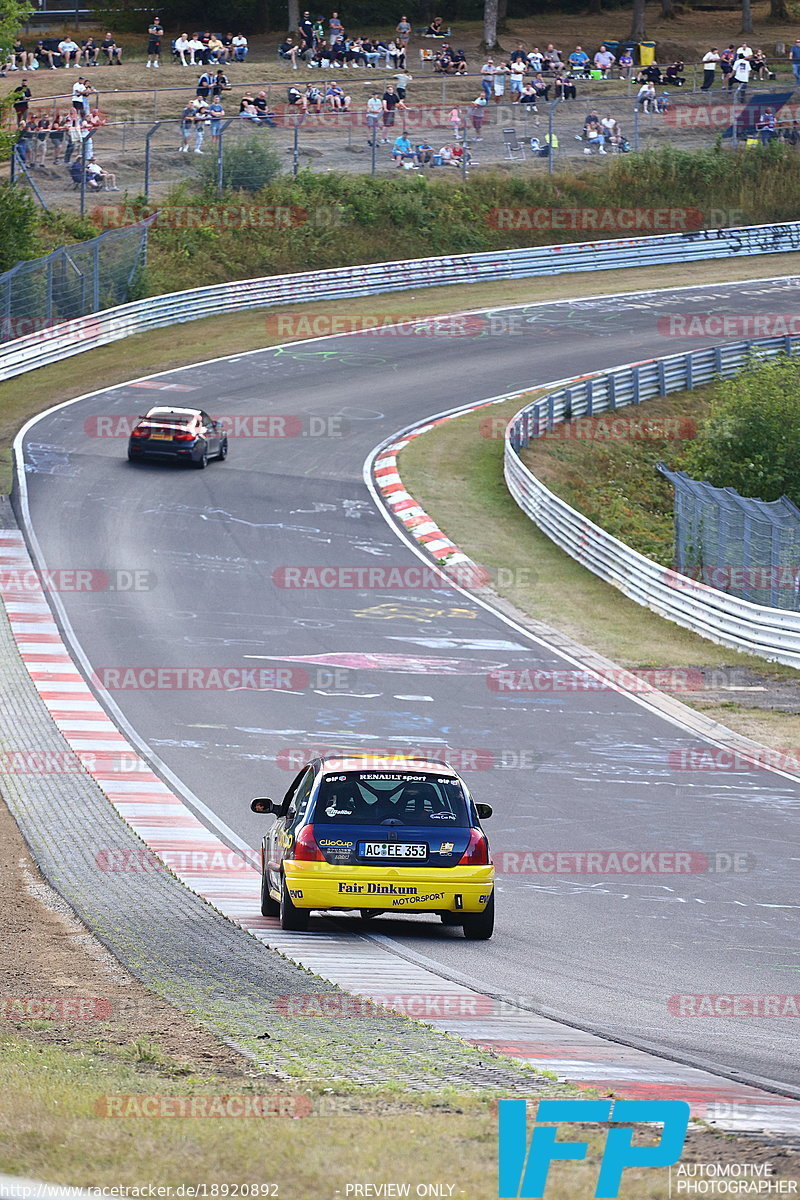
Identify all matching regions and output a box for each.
[568,45,590,77]
[790,38,800,84]
[701,47,720,91]
[720,45,735,86]
[50,113,66,163]
[395,67,412,99]
[756,107,777,143]
[298,11,314,54]
[448,104,461,137]
[381,83,401,141]
[366,90,382,139]
[207,97,224,144]
[146,16,163,68]
[233,33,248,61]
[11,79,31,122]
[509,55,527,98]
[469,94,486,138]
[480,57,495,99]
[594,44,615,77]
[35,40,60,69]
[618,47,633,78]
[63,115,81,162]
[329,12,344,45]
[493,60,509,103]
[101,32,122,64]
[736,41,753,61]
[179,102,195,151]
[731,53,751,95]
[396,15,411,46]
[58,37,80,67]
[192,100,210,151]
[71,76,91,116]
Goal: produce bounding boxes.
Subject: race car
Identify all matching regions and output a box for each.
[251,755,495,938]
[127,406,227,469]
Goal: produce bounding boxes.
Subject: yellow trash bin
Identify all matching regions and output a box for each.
[639,42,656,65]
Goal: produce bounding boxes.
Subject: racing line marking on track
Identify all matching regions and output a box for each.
[1,526,799,1135]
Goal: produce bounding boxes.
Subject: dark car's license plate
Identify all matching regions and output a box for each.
[359,842,427,859]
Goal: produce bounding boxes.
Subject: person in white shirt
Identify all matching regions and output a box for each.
[232,34,248,61]
[59,38,79,67]
[701,47,719,91]
[174,33,192,65]
[736,42,753,60]
[637,81,656,111]
[730,54,751,94]
[188,36,204,64]
[510,57,527,98]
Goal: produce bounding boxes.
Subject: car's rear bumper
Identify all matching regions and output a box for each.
[283,862,494,913]
[128,442,200,462]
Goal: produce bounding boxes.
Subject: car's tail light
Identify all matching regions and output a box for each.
[458,829,489,866]
[131,427,148,438]
[172,431,195,441]
[287,825,325,862]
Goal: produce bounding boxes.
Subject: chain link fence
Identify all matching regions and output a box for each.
[0,218,150,343]
[659,464,800,610]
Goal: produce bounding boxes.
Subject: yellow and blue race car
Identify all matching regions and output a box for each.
[251,755,495,938]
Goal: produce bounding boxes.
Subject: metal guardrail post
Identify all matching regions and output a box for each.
[548,98,563,175]
[144,122,161,203]
[633,105,640,151]
[92,241,100,312]
[46,259,53,327]
[370,124,377,176]
[293,115,300,178]
[217,119,234,196]
[80,137,87,218]
[461,120,468,180]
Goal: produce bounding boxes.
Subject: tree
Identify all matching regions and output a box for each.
[483,0,500,52]
[629,0,646,42]
[741,0,753,33]
[770,0,789,19]
[287,0,299,37]
[0,0,32,56]
[679,355,800,505]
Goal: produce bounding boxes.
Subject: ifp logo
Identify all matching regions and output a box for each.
[498,1099,689,1197]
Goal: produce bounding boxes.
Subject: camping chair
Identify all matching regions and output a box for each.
[502,127,526,160]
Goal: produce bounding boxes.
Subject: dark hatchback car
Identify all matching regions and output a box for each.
[250,755,495,938]
[127,406,228,469]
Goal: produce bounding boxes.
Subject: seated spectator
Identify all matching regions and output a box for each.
[618,48,633,78]
[594,45,615,77]
[69,157,88,186]
[751,48,774,80]
[305,83,322,113]
[450,47,467,74]
[188,35,205,64]
[510,43,527,63]
[35,40,61,69]
[582,116,606,154]
[665,60,685,86]
[392,132,417,166]
[174,33,193,65]
[415,139,433,165]
[425,17,444,36]
[233,33,248,61]
[582,107,601,136]
[782,120,800,145]
[543,44,562,71]
[221,33,235,60]
[58,37,80,67]
[568,45,591,77]
[434,44,453,73]
[81,37,98,65]
[239,95,260,121]
[637,61,663,84]
[101,32,122,64]
[211,68,231,96]
[207,34,225,62]
[9,39,32,69]
[279,35,300,68]
[554,73,576,100]
[531,72,550,100]
[87,156,118,189]
[519,82,539,109]
[757,107,778,143]
[325,81,349,110]
[636,80,657,111]
[361,38,380,67]
[527,45,543,72]
[286,85,306,109]
[252,90,276,124]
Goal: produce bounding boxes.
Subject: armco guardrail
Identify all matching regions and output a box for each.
[1,220,800,382]
[505,335,800,668]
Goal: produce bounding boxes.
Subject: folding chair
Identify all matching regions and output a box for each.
[418,48,435,66]
[502,127,526,160]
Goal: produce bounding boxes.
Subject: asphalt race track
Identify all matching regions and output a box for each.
[17,278,800,1097]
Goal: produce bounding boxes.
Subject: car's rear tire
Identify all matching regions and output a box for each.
[462,892,494,940]
[217,438,228,461]
[194,446,208,469]
[127,449,138,462]
[260,870,279,917]
[280,876,309,931]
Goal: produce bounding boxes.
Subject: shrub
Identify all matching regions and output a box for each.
[196,136,282,194]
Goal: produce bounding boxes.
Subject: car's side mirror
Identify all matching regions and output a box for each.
[251,797,275,814]
[476,803,493,820]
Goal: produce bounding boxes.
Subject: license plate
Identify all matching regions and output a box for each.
[151,431,171,440]
[359,842,427,859]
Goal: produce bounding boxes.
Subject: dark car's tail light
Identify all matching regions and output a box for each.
[458,829,489,866]
[172,431,195,441]
[287,825,325,862]
[131,427,148,438]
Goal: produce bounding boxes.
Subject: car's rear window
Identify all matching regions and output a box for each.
[313,771,469,827]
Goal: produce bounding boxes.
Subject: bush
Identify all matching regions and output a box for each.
[678,354,800,504]
[0,182,37,272]
[196,136,282,194]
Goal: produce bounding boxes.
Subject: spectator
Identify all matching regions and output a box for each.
[366,90,382,139]
[543,44,562,71]
[233,33,248,61]
[469,94,486,138]
[568,46,590,77]
[211,68,231,96]
[395,67,412,99]
[146,16,163,68]
[425,17,444,36]
[527,45,543,72]
[554,73,576,100]
[253,91,276,124]
[756,107,777,143]
[179,102,195,150]
[531,72,550,101]
[192,100,210,151]
[10,39,32,69]
[196,68,215,99]
[325,81,349,109]
[594,44,615,77]
[58,37,80,67]
[286,84,306,110]
[49,113,66,163]
[415,139,433,165]
[480,57,495,99]
[583,116,606,154]
[188,35,205,64]
[638,61,662,84]
[392,132,416,166]
[509,56,527,98]
[510,42,527,63]
[174,32,193,65]
[207,34,225,63]
[519,81,539,109]
[790,39,800,84]
[87,157,118,189]
[100,32,122,64]
[637,81,657,111]
[736,41,753,61]
[448,104,461,137]
[329,12,344,44]
[396,15,411,46]
[618,48,633,78]
[701,46,720,91]
[11,79,31,121]
[751,49,774,80]
[665,60,685,86]
[783,120,800,145]
[720,45,735,86]
[450,47,467,74]
[730,53,751,95]
[493,60,509,103]
[81,38,98,66]
[207,97,225,142]
[305,83,322,113]
[32,116,50,166]
[35,41,60,69]
[298,11,314,53]
[279,35,300,68]
[381,83,402,141]
[221,33,235,60]
[72,76,92,116]
[63,115,81,162]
